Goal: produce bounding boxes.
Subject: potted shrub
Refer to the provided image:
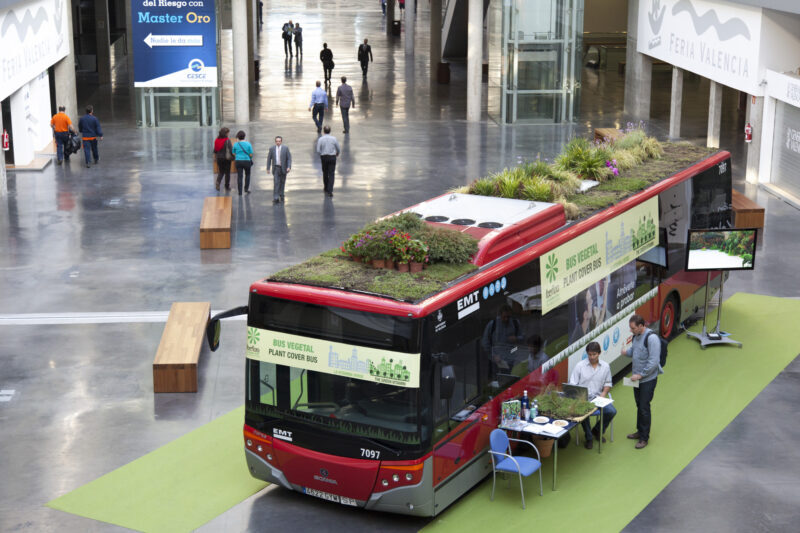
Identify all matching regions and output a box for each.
[390,231,413,271]
[407,239,429,273]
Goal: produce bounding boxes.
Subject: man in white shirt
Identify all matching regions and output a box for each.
[569,341,616,449]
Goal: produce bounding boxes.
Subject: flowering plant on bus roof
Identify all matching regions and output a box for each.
[341,230,377,260]
[407,238,429,264]
[390,230,413,263]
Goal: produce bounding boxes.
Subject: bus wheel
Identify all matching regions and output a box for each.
[660,295,679,340]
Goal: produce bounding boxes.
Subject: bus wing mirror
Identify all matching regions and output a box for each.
[440,365,456,400]
[206,318,221,351]
[205,305,248,352]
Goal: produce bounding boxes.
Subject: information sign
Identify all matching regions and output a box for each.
[132,0,217,87]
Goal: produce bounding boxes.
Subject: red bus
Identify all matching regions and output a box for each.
[208,150,732,516]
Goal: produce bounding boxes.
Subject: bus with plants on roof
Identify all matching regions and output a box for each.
[206,127,735,516]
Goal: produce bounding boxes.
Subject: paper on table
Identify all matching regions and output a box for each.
[623,377,640,388]
[591,396,614,407]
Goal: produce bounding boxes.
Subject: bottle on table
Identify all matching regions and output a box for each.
[521,390,530,421]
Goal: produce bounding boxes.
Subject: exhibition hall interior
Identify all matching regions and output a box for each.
[1,0,799,531]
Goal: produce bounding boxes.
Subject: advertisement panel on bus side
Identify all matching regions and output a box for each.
[541,197,658,315]
[131,0,218,87]
[246,327,421,388]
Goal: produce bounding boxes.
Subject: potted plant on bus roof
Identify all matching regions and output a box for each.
[407,239,429,273]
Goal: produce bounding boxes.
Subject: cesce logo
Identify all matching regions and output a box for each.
[189,59,204,72]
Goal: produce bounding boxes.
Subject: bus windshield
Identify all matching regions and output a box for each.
[246,294,426,445]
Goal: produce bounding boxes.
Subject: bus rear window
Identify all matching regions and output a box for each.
[248,294,419,352]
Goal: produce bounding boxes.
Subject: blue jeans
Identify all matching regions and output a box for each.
[83,139,99,164]
[582,403,617,442]
[54,132,70,161]
[312,104,325,131]
[634,378,657,441]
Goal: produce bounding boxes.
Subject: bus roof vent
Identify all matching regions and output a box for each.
[403,193,556,228]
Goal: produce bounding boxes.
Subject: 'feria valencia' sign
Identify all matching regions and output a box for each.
[132,0,218,87]
[541,196,658,315]
[637,0,762,95]
[0,0,70,101]
[246,327,421,388]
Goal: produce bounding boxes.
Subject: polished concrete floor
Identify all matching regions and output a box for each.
[1,1,799,532]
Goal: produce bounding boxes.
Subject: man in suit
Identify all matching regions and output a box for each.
[267,136,292,204]
[282,20,294,57]
[357,39,373,77]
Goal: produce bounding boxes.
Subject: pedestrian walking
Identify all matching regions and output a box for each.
[213,127,234,191]
[50,105,76,165]
[231,130,254,195]
[316,126,340,197]
[320,43,334,83]
[267,136,292,204]
[309,80,329,133]
[357,39,373,77]
[381,0,386,16]
[282,20,294,57]
[294,23,303,57]
[78,105,103,168]
[335,76,355,134]
[399,0,405,13]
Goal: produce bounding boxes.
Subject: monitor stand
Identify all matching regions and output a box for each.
[686,271,743,349]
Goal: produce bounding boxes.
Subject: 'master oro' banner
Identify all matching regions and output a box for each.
[132,0,218,87]
[541,196,658,315]
[246,327,421,388]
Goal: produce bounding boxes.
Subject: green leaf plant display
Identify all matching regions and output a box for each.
[534,385,596,419]
[456,122,709,220]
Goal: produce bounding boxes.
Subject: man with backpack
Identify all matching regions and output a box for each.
[481,305,522,373]
[622,314,664,449]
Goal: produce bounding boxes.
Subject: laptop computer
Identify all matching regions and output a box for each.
[561,383,589,401]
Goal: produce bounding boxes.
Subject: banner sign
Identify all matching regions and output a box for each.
[246,327,421,388]
[0,0,69,101]
[132,0,217,87]
[541,196,658,315]
[637,0,762,95]
[542,287,659,374]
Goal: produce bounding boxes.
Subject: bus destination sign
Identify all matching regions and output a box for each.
[246,327,421,388]
[541,197,658,315]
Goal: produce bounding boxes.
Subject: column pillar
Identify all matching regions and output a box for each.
[466,0,482,122]
[94,0,112,84]
[232,0,249,124]
[405,0,415,55]
[623,0,652,120]
[247,0,255,85]
[707,80,723,148]
[430,0,442,82]
[669,67,683,140]
[55,0,78,121]
[745,95,764,184]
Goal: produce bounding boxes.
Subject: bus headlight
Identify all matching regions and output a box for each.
[392,474,400,482]
[246,439,252,447]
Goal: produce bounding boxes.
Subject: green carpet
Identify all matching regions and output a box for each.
[424,293,800,533]
[46,406,267,532]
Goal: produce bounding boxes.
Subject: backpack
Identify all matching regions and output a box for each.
[645,330,668,368]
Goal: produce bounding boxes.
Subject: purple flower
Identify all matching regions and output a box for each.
[612,159,617,166]
[612,168,619,176]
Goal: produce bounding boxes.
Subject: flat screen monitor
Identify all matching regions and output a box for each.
[561,383,588,401]
[638,228,668,268]
[685,228,757,271]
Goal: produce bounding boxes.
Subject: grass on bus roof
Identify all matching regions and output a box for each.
[566,143,715,218]
[269,249,478,302]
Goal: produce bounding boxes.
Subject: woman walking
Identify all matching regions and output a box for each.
[213,127,233,191]
[232,130,254,195]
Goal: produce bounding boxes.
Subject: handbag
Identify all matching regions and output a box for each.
[224,139,234,161]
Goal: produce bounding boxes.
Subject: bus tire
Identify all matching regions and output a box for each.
[660,293,679,340]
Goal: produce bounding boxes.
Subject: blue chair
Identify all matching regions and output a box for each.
[488,429,543,509]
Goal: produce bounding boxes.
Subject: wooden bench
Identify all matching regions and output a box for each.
[594,128,623,142]
[153,302,211,393]
[200,196,232,249]
[731,189,765,229]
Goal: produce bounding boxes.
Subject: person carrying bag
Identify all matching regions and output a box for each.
[213,127,234,191]
[231,130,254,195]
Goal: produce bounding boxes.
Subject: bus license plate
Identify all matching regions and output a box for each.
[303,487,357,506]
